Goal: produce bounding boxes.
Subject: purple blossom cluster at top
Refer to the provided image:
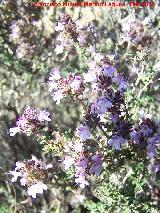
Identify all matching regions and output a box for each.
[9,106,51,136]
[55,14,96,54]
[48,54,127,106]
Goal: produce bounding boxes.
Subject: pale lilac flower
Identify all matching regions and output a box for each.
[9,20,25,41]
[38,110,51,122]
[15,162,25,170]
[108,136,126,150]
[9,127,21,136]
[83,72,97,83]
[77,36,87,46]
[52,91,64,104]
[77,194,85,203]
[49,69,61,81]
[75,174,89,188]
[55,22,64,31]
[76,124,91,142]
[31,155,47,170]
[55,44,64,54]
[9,171,22,182]
[48,81,58,92]
[94,53,104,62]
[73,143,83,152]
[9,156,48,198]
[16,42,34,59]
[75,168,89,188]
[20,177,27,186]
[27,182,48,198]
[139,110,152,120]
[70,76,82,91]
[63,156,75,170]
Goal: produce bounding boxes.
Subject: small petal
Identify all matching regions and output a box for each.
[9,127,21,136]
[38,110,51,122]
[52,91,63,104]
[55,22,64,31]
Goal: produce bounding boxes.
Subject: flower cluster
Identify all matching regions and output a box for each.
[9,106,51,136]
[9,20,26,43]
[130,113,160,173]
[9,156,49,198]
[64,153,103,188]
[55,14,96,54]
[47,68,85,104]
[121,21,152,51]
[9,19,37,60]
[16,41,34,59]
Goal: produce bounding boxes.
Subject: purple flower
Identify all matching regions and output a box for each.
[89,154,103,176]
[140,125,153,137]
[109,113,119,123]
[147,143,157,158]
[92,97,112,115]
[77,36,87,46]
[103,65,116,77]
[152,165,160,173]
[147,136,160,158]
[112,74,127,91]
[76,156,89,169]
[151,135,160,144]
[108,136,126,150]
[76,124,91,142]
[9,107,51,136]
[130,130,140,144]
